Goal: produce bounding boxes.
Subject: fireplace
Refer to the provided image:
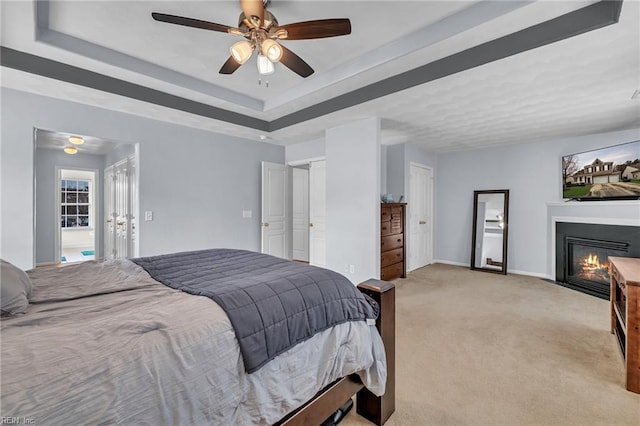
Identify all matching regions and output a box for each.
[556,222,640,299]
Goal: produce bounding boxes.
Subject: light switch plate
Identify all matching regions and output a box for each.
[144,211,153,221]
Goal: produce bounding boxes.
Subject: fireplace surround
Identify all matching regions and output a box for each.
[555,222,640,299]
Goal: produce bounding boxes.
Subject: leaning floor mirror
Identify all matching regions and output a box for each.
[471,189,509,274]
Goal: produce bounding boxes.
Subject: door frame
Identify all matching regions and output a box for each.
[55,166,100,264]
[408,162,434,271]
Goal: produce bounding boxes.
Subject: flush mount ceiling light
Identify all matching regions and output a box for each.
[151,0,351,78]
[64,146,78,155]
[68,136,84,145]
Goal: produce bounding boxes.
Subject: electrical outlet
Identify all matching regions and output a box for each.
[242,210,252,218]
[349,265,355,274]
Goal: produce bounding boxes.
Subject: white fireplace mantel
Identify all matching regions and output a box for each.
[546,200,640,279]
[546,200,640,208]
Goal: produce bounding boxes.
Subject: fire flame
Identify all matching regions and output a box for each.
[580,253,609,271]
[586,254,599,266]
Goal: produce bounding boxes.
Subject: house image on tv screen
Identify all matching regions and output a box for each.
[562,140,640,199]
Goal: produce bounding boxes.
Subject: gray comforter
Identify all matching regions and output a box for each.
[132,249,378,373]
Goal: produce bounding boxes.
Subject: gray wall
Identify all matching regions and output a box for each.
[385,145,405,201]
[283,127,640,279]
[434,128,640,276]
[35,148,106,264]
[1,88,284,269]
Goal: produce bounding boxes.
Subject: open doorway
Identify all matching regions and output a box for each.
[34,128,138,266]
[58,168,97,263]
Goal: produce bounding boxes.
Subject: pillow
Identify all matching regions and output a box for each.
[1,259,32,316]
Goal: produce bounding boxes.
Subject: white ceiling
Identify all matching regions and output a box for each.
[2,0,639,152]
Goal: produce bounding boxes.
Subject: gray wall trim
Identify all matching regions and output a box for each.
[5,0,622,134]
[269,0,623,131]
[0,47,269,132]
[34,1,264,112]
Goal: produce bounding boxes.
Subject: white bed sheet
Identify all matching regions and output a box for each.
[0,259,386,425]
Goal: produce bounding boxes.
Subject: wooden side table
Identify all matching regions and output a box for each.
[609,256,640,394]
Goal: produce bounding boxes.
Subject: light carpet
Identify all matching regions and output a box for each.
[344,264,640,425]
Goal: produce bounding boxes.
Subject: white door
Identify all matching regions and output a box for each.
[127,154,137,257]
[309,160,326,267]
[114,159,129,258]
[105,154,137,259]
[104,165,116,259]
[261,162,287,258]
[409,163,433,271]
[292,167,310,261]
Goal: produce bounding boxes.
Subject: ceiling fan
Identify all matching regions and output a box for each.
[151,0,351,78]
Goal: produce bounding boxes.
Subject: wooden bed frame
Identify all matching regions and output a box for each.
[276,279,396,426]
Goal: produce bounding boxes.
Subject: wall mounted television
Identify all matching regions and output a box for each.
[562,140,640,201]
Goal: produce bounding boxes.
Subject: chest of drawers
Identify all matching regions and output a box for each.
[381,203,406,281]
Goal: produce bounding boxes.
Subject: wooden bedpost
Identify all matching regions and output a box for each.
[356,279,396,426]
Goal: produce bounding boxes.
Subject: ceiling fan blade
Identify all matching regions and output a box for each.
[279,45,314,78]
[219,56,242,74]
[240,0,265,28]
[152,12,233,33]
[277,19,351,40]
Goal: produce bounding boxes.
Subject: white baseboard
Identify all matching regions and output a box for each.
[433,259,468,267]
[507,269,554,280]
[432,259,553,280]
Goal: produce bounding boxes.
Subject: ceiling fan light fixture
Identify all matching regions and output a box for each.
[257,54,274,75]
[64,146,78,155]
[261,39,283,62]
[230,41,253,64]
[68,136,84,145]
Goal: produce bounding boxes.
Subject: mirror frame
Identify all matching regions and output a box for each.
[471,189,509,275]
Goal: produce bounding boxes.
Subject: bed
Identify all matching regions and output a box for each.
[0,249,395,425]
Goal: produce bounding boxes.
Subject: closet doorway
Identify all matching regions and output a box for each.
[290,159,326,267]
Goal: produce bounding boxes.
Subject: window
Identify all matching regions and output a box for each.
[61,179,91,228]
